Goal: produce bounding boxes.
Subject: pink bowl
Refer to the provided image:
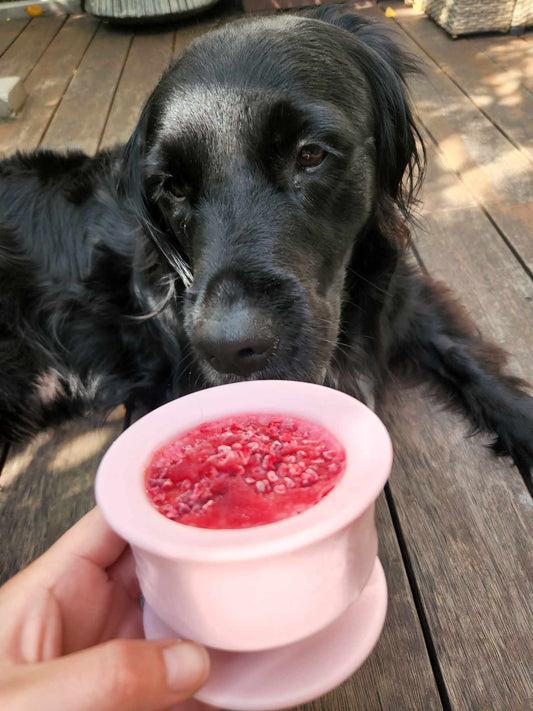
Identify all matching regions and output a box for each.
[95,380,392,652]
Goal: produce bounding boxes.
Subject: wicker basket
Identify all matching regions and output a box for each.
[418,0,532,36]
[512,0,533,28]
[84,0,219,22]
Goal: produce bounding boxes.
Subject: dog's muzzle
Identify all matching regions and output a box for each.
[192,301,276,377]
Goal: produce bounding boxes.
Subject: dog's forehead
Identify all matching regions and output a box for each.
[153,15,372,141]
[173,15,356,89]
[158,85,267,142]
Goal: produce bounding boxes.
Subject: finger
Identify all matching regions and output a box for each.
[0,509,127,599]
[49,507,127,570]
[168,700,220,711]
[1,638,210,711]
[107,546,142,602]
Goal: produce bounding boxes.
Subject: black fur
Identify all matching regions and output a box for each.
[0,9,531,478]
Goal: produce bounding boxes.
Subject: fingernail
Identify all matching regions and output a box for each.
[163,641,210,692]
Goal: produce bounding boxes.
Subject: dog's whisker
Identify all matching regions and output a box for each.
[127,277,179,322]
[312,316,339,329]
[345,267,394,298]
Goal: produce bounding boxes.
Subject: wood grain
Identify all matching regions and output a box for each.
[414,151,533,383]
[379,2,533,272]
[0,408,125,585]
[290,494,444,711]
[99,27,174,150]
[99,19,230,150]
[0,14,99,156]
[0,17,29,58]
[378,386,533,711]
[388,3,533,164]
[361,8,533,708]
[466,34,533,95]
[42,23,132,155]
[0,15,64,80]
[521,29,533,45]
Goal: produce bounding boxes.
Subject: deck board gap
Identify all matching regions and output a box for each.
[0,443,9,478]
[123,405,132,431]
[383,482,453,711]
[389,15,533,167]
[410,240,426,272]
[3,15,68,84]
[424,132,533,284]
[413,111,533,284]
[410,201,429,272]
[96,32,134,153]
[0,17,29,58]
[31,16,69,79]
[411,238,428,274]
[477,203,533,285]
[171,27,178,60]
[36,19,101,149]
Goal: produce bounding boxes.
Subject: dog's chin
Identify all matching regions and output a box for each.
[198,360,329,388]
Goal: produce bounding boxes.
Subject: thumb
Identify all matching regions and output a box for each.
[2,638,210,711]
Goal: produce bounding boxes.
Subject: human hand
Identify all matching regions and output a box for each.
[0,507,213,711]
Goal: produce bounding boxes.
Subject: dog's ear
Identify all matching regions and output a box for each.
[119,99,192,286]
[308,7,425,243]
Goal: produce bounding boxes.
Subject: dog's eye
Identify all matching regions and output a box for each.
[296,144,326,169]
[166,179,187,201]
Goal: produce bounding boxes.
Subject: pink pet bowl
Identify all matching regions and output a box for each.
[95,380,392,711]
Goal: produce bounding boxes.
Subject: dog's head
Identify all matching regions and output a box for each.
[122,9,423,388]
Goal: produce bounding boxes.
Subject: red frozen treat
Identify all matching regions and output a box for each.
[145,413,346,529]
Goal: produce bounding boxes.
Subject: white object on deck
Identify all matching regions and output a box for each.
[0,76,27,118]
[0,1,81,20]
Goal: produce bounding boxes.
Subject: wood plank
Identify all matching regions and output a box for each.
[99,27,174,150]
[360,9,533,708]
[414,159,533,381]
[99,18,220,151]
[378,385,533,711]
[474,35,533,95]
[0,408,125,584]
[0,17,28,57]
[387,3,533,165]
[41,23,132,155]
[0,14,99,156]
[415,131,477,214]
[290,494,443,711]
[0,15,64,80]
[372,3,533,273]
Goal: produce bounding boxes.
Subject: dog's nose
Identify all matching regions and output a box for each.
[194,308,275,376]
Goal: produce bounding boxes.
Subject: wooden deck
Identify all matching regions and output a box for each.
[0,2,532,709]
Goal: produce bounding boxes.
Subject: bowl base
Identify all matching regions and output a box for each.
[143,557,387,711]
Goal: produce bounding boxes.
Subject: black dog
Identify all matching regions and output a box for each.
[0,8,532,477]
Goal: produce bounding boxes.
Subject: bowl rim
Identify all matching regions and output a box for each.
[95,380,392,562]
